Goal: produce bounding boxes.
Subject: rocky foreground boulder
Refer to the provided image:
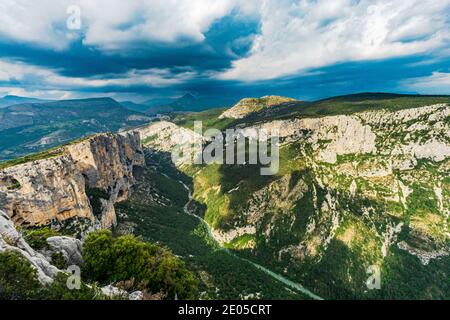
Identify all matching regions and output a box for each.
[0,210,60,284]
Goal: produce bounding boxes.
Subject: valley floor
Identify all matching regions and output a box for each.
[114,152,313,300]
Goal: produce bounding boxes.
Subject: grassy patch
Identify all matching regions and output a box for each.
[0,148,64,170]
[173,108,236,131]
[224,234,256,250]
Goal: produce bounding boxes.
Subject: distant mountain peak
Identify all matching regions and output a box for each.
[179,93,197,101]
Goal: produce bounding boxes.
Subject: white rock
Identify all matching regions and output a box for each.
[129,291,144,300]
[46,236,83,266]
[0,210,60,284]
[101,285,129,299]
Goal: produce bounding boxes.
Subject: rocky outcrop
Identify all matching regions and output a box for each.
[397,241,449,265]
[0,210,60,284]
[219,96,297,119]
[242,104,449,164]
[0,132,144,229]
[100,285,143,300]
[135,121,203,151]
[44,236,83,267]
[240,114,377,164]
[135,121,204,165]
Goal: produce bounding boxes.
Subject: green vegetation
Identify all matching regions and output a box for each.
[23,227,61,250]
[145,170,188,207]
[230,93,450,125]
[224,234,256,250]
[6,178,21,190]
[224,96,297,119]
[0,251,107,300]
[51,252,67,270]
[82,230,198,299]
[0,251,41,300]
[142,134,157,145]
[86,187,110,218]
[171,99,450,300]
[175,94,450,130]
[115,156,308,299]
[1,227,198,300]
[174,108,235,131]
[0,251,104,300]
[283,94,450,120]
[0,148,64,170]
[377,246,450,299]
[43,273,106,300]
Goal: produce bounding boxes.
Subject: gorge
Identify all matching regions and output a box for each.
[1,93,449,300]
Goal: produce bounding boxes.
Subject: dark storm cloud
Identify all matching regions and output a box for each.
[0,0,449,102]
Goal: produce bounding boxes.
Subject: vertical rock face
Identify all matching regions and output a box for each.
[0,156,92,226]
[0,132,144,229]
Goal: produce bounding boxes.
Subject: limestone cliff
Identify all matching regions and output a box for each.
[241,103,449,164]
[225,104,450,258]
[0,132,144,230]
[143,103,449,277]
[134,121,205,165]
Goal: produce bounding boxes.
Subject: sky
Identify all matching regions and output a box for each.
[0,0,449,103]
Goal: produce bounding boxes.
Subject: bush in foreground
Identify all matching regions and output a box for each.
[82,230,198,299]
[0,251,41,300]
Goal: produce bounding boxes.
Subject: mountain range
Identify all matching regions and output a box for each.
[1,92,449,300]
[143,93,235,115]
[0,97,151,161]
[0,93,236,161]
[0,95,49,108]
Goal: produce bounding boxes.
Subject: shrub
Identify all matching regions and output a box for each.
[23,227,60,250]
[51,252,67,270]
[7,178,21,190]
[148,251,198,299]
[0,251,41,300]
[81,230,114,283]
[42,273,105,300]
[86,187,110,218]
[82,230,198,299]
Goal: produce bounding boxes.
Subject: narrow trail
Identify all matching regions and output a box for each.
[178,181,323,301]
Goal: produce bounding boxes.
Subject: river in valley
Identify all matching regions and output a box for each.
[178,180,323,301]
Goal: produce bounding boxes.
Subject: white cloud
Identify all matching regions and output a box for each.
[80,0,246,49]
[0,59,194,90]
[1,0,449,83]
[0,0,253,50]
[219,0,450,81]
[401,72,450,94]
[0,86,76,99]
[0,0,76,49]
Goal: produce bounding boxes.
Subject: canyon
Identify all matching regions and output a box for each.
[1,94,449,299]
